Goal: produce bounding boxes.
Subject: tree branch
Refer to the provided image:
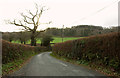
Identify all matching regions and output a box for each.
[21,13,32,20]
[10,20,33,31]
[28,10,34,16]
[38,21,52,25]
[21,13,34,24]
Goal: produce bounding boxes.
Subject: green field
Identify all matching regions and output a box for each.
[12,37,82,44]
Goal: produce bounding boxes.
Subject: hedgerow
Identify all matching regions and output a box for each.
[2,40,48,64]
[52,32,120,74]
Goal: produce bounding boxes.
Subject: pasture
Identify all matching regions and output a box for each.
[12,37,81,44]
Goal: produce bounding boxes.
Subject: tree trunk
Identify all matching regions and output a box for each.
[9,40,12,42]
[21,41,23,44]
[31,32,36,46]
[24,41,26,44]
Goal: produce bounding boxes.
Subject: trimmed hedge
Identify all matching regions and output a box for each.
[2,40,48,64]
[52,32,120,73]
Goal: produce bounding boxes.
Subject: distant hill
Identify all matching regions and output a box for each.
[44,25,118,37]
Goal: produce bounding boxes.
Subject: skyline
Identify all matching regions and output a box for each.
[0,0,119,32]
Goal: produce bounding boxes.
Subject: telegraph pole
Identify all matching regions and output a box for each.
[62,25,64,42]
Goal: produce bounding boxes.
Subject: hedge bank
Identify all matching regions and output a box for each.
[52,32,120,74]
[2,40,48,64]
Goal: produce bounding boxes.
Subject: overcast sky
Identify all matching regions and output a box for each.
[0,0,119,32]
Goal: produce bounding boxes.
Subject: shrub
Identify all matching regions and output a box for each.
[41,35,54,47]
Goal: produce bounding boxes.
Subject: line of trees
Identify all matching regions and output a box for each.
[2,31,31,44]
[44,25,118,37]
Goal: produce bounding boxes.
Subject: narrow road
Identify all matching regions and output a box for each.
[11,52,106,76]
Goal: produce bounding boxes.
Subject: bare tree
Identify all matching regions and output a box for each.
[9,4,51,46]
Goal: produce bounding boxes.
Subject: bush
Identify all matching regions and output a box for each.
[41,35,54,46]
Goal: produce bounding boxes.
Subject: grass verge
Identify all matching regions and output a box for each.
[50,53,120,77]
[2,52,38,76]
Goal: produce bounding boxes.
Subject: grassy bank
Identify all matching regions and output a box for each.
[2,53,36,75]
[50,53,119,77]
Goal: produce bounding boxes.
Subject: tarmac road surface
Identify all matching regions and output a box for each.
[10,52,107,77]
